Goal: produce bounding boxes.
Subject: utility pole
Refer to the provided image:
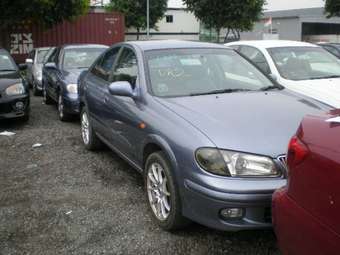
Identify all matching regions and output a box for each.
[146,0,150,39]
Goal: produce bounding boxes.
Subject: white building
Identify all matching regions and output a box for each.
[125,8,200,41]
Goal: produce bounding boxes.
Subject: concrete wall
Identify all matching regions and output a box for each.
[126,9,200,41]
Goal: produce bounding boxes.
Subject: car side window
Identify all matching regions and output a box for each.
[47,48,58,63]
[239,46,271,74]
[91,47,121,81]
[112,48,138,88]
[323,46,340,58]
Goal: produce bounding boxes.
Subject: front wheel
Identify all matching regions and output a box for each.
[43,85,53,105]
[80,108,102,150]
[145,152,189,230]
[58,94,72,122]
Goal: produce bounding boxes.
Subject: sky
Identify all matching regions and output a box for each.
[168,0,324,11]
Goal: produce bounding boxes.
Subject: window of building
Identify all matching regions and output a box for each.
[166,15,173,23]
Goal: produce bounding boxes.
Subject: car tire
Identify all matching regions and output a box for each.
[43,86,53,105]
[32,83,41,96]
[144,151,190,231]
[80,107,102,150]
[58,94,72,122]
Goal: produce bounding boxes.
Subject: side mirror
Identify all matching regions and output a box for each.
[108,81,135,98]
[45,62,57,69]
[25,58,33,64]
[18,63,27,70]
[269,73,278,81]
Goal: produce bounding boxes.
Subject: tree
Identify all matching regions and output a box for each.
[183,0,265,43]
[325,0,340,17]
[106,0,167,40]
[0,0,90,29]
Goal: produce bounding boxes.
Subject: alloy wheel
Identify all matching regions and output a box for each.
[81,112,90,145]
[147,162,171,221]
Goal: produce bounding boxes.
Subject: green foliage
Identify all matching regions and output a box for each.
[0,0,90,29]
[184,0,265,42]
[106,0,167,36]
[325,0,340,17]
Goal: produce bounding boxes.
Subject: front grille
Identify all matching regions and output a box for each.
[277,155,287,169]
[264,207,272,223]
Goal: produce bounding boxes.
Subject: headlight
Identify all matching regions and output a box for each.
[5,83,25,96]
[66,83,78,94]
[196,148,280,177]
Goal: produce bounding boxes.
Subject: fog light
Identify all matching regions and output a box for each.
[220,208,244,219]
[15,101,24,111]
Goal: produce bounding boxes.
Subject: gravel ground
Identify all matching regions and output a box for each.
[0,94,280,255]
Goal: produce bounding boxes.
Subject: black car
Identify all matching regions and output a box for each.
[317,43,340,58]
[42,44,108,121]
[0,48,29,121]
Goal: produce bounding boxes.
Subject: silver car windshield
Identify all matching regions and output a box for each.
[63,48,106,69]
[268,47,340,81]
[37,49,50,63]
[146,49,274,97]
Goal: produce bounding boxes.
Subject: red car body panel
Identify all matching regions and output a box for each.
[273,110,340,255]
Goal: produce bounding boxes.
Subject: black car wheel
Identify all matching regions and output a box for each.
[43,86,53,105]
[58,94,72,122]
[32,82,41,96]
[145,152,189,230]
[80,108,102,150]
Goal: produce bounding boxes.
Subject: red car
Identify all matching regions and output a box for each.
[273,110,340,255]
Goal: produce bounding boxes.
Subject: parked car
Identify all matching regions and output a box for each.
[78,40,330,231]
[42,44,108,121]
[26,47,53,95]
[226,40,340,108]
[317,42,340,59]
[0,48,29,121]
[273,111,340,255]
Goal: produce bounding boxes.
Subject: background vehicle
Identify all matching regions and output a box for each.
[26,47,53,96]
[317,43,340,58]
[78,40,329,232]
[273,111,340,255]
[226,40,340,108]
[0,48,29,121]
[43,44,108,121]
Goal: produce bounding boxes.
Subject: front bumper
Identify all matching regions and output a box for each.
[181,172,286,231]
[0,94,30,119]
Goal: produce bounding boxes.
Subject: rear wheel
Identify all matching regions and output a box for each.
[80,108,102,150]
[145,152,189,230]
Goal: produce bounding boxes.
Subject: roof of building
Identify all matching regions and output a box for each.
[128,40,228,51]
[226,40,318,49]
[263,7,324,19]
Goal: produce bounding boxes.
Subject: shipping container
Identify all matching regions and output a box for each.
[0,11,125,63]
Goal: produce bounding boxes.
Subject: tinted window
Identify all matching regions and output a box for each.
[239,46,271,74]
[112,48,138,87]
[91,47,120,81]
[323,45,340,58]
[0,50,16,71]
[63,47,107,69]
[146,49,274,97]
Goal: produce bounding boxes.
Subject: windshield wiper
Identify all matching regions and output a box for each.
[310,75,340,80]
[189,88,253,96]
[0,69,16,72]
[260,85,283,91]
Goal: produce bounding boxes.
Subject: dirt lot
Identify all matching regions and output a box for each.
[0,95,280,255]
